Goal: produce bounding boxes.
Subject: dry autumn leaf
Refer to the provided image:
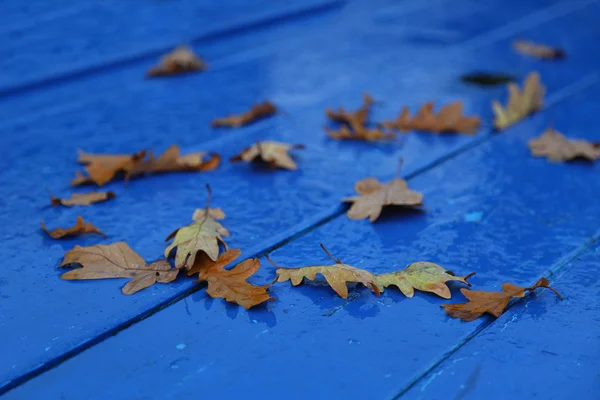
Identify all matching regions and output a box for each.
[326,125,396,141]
[381,101,480,134]
[188,249,274,309]
[230,141,305,170]
[72,149,146,186]
[325,94,395,141]
[528,127,600,162]
[49,190,116,207]
[442,277,562,321]
[165,185,229,269]
[342,163,423,222]
[147,45,207,77]
[492,71,545,130]
[59,242,178,294]
[269,244,473,299]
[41,216,106,239]
[211,101,277,128]
[513,40,565,60]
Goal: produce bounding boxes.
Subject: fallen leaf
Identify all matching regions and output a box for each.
[165,185,229,269]
[528,127,600,162]
[230,141,305,170]
[382,102,480,134]
[49,190,116,207]
[128,145,220,177]
[270,244,473,299]
[442,277,562,321]
[41,216,107,239]
[326,125,396,141]
[72,149,147,186]
[513,40,565,60]
[59,242,178,294]
[342,163,423,222]
[188,249,274,309]
[492,71,545,130]
[147,46,207,77]
[211,101,277,128]
[460,72,516,87]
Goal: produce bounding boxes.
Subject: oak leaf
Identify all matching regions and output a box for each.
[230,141,305,170]
[492,72,545,130]
[381,102,480,134]
[128,145,220,177]
[342,168,423,222]
[147,46,207,77]
[442,277,562,321]
[49,191,116,207]
[513,40,565,60]
[72,149,146,186]
[165,186,229,269]
[528,127,600,162]
[59,242,178,294]
[326,94,396,141]
[211,101,277,128]
[188,249,274,309]
[41,216,106,239]
[270,244,473,299]
[326,125,396,141]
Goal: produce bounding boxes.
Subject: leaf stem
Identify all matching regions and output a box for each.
[265,253,283,269]
[319,242,342,264]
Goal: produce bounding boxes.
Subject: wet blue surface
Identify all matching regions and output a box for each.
[1,0,599,398]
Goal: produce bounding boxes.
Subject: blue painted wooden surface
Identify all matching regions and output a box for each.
[1,0,599,398]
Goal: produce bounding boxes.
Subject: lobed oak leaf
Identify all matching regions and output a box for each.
[59,242,178,295]
[326,94,396,141]
[492,72,545,130]
[41,216,106,239]
[442,277,562,321]
[165,186,228,269]
[147,46,207,77]
[211,101,277,128]
[513,40,565,60]
[128,145,220,177]
[326,125,396,141]
[528,127,600,162]
[189,249,274,309]
[230,141,305,170]
[374,262,475,299]
[72,149,147,187]
[49,190,116,207]
[381,101,480,134]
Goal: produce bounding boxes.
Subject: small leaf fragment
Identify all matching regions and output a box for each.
[147,46,207,77]
[41,216,106,239]
[442,277,562,321]
[230,141,304,170]
[211,101,277,128]
[513,40,565,60]
[528,127,600,162]
[59,242,178,294]
[49,191,116,207]
[492,71,545,130]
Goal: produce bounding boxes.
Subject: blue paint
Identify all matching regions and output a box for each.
[1,0,600,398]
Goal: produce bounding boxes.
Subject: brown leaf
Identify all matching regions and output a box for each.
[343,174,423,222]
[211,101,277,128]
[381,101,480,134]
[49,191,116,207]
[59,242,178,294]
[72,149,147,186]
[326,125,396,141]
[492,71,545,130]
[129,145,220,177]
[528,127,600,162]
[147,46,207,77]
[189,249,274,309]
[442,277,562,321]
[513,40,565,60]
[326,94,396,141]
[230,141,304,170]
[41,216,107,239]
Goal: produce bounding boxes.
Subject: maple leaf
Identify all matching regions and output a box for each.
[528,127,600,162]
[513,40,565,60]
[270,244,473,299]
[59,242,178,294]
[381,102,480,134]
[147,45,207,77]
[41,216,106,239]
[188,249,274,309]
[342,163,423,222]
[230,141,305,170]
[442,277,562,321]
[49,190,116,207]
[165,185,229,269]
[211,101,277,128]
[72,149,147,186]
[492,72,545,130]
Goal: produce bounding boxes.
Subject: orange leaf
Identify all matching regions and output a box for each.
[326,94,396,141]
[382,101,480,134]
[211,101,277,128]
[528,127,600,162]
[442,277,562,321]
[230,141,304,170]
[147,46,207,77]
[72,149,147,186]
[41,216,106,239]
[49,190,116,207]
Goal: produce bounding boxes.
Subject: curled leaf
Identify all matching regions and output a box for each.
[211,101,277,128]
[528,127,600,162]
[49,191,116,207]
[59,242,178,294]
[492,72,545,130]
[230,141,304,170]
[147,46,206,77]
[41,216,106,239]
[513,40,565,60]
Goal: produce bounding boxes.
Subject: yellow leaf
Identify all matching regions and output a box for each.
[492,72,545,130]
